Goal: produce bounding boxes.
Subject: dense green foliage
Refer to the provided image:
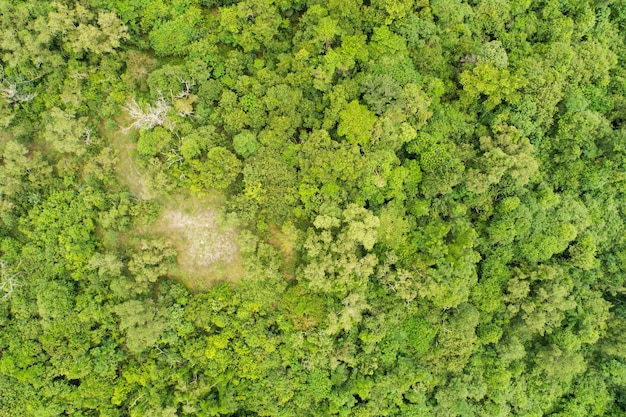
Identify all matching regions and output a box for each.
[2,0,626,415]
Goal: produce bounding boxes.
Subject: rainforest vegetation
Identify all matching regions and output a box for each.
[2,0,626,415]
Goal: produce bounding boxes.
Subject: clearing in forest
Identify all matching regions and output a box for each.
[104,121,243,292]
[152,196,244,291]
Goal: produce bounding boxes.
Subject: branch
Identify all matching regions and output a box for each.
[122,92,171,132]
[174,79,195,99]
[0,260,22,301]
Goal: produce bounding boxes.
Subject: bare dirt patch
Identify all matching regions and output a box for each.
[151,196,244,291]
[162,210,235,266]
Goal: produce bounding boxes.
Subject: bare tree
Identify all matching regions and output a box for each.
[173,79,195,99]
[0,260,21,301]
[166,135,187,169]
[172,80,196,118]
[83,128,93,145]
[162,148,184,169]
[0,67,37,105]
[177,106,194,118]
[122,92,171,132]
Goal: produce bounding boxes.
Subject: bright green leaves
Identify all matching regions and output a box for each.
[65,10,129,55]
[298,129,365,212]
[402,83,433,126]
[195,146,241,191]
[361,75,402,115]
[460,63,527,110]
[542,110,613,192]
[377,204,414,253]
[136,126,172,157]
[520,196,589,264]
[302,204,379,296]
[332,33,369,73]
[337,100,377,145]
[239,148,298,223]
[568,233,598,270]
[179,136,202,160]
[341,204,381,251]
[313,15,343,51]
[218,0,283,53]
[128,239,176,290]
[2,0,626,415]
[401,316,436,354]
[281,285,327,331]
[369,26,407,57]
[406,130,466,197]
[113,300,167,354]
[21,189,101,278]
[405,214,480,309]
[478,40,509,69]
[305,369,332,402]
[0,141,52,227]
[473,0,510,36]
[1,1,127,72]
[430,303,480,373]
[483,187,591,266]
[296,5,342,53]
[149,6,204,56]
[36,280,72,321]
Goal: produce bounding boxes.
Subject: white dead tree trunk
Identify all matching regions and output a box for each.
[0,260,21,301]
[162,148,184,169]
[0,66,38,105]
[171,80,196,118]
[0,83,36,104]
[122,92,171,132]
[173,79,195,99]
[83,128,93,145]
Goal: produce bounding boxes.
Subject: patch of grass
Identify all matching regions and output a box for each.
[266,222,299,280]
[124,197,244,292]
[150,194,244,292]
[101,115,155,200]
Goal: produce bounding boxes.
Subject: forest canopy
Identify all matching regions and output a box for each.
[2,0,626,416]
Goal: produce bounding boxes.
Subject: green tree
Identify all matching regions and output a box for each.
[337,100,377,145]
[41,107,90,155]
[192,147,242,192]
[233,130,259,158]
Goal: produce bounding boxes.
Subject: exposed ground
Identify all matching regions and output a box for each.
[104,120,242,292]
[151,196,244,291]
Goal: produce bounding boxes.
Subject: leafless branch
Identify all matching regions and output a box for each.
[0,82,36,104]
[174,79,195,99]
[83,128,93,145]
[161,148,184,169]
[178,109,194,118]
[128,393,145,410]
[0,260,22,301]
[122,92,171,132]
[0,66,38,105]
